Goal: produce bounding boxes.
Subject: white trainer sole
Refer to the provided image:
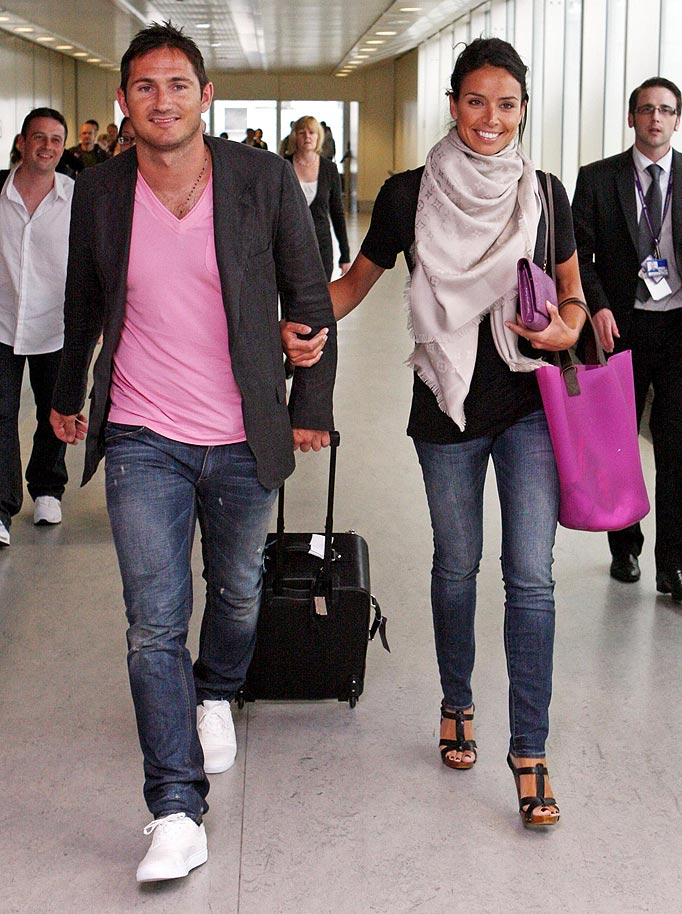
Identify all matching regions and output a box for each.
[136,846,208,882]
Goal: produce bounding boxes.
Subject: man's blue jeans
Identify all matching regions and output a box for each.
[104,424,277,822]
[414,410,560,757]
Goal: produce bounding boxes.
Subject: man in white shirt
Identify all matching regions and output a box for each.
[573,78,682,602]
[0,107,74,546]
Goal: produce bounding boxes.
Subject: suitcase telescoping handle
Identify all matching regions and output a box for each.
[273,430,340,596]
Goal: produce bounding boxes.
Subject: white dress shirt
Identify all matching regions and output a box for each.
[0,168,74,354]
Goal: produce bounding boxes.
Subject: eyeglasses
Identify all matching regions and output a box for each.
[117,135,135,146]
[635,104,678,117]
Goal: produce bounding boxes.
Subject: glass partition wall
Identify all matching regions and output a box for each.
[416,0,682,196]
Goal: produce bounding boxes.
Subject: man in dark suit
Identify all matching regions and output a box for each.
[50,22,336,882]
[572,77,682,603]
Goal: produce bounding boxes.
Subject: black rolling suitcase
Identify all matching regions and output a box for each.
[237,431,389,708]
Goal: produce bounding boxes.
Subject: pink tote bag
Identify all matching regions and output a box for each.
[536,314,650,532]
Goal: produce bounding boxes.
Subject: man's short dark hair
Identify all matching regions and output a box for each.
[21,107,68,141]
[85,118,99,131]
[119,20,208,97]
[629,77,682,116]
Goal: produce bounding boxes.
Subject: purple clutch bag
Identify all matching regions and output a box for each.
[517,258,556,331]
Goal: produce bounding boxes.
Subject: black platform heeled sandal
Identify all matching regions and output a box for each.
[507,753,560,828]
[439,704,477,770]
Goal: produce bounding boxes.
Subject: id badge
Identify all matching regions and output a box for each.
[642,272,672,300]
[643,256,669,279]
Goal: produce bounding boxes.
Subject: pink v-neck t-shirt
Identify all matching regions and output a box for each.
[109,172,246,445]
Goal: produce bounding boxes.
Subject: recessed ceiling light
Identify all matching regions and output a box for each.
[336,73,348,78]
[399,6,422,10]
[360,48,378,52]
[0,15,10,21]
[366,40,385,44]
[376,31,397,35]
[195,22,210,28]
[353,55,369,60]
[15,26,34,32]
[87,58,101,63]
[38,36,56,42]
[55,45,73,50]
[73,51,88,57]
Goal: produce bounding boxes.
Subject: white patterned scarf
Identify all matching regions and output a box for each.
[408,127,542,431]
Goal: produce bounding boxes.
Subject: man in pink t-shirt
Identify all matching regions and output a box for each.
[51,22,336,884]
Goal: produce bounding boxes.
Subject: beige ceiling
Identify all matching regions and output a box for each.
[0,0,473,75]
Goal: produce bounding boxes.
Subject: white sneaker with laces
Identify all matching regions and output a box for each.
[33,496,62,526]
[136,812,207,882]
[197,700,237,773]
[0,520,9,547]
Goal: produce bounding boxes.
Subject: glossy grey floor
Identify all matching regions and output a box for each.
[1,216,680,914]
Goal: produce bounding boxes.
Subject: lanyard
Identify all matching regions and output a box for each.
[634,165,674,257]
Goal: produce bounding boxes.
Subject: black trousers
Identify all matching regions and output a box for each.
[0,343,67,529]
[608,309,682,572]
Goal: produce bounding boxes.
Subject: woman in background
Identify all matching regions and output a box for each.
[113,117,136,156]
[287,116,350,279]
[9,134,21,167]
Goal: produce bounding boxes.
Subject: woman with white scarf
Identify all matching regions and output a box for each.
[285,38,586,828]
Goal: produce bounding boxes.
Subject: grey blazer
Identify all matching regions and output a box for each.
[572,146,682,336]
[52,136,337,490]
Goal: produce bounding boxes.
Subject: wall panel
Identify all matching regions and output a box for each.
[0,33,117,165]
[394,50,419,172]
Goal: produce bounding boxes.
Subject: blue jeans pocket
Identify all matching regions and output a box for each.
[104,422,147,445]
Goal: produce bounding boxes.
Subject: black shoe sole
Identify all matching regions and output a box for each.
[656,583,682,603]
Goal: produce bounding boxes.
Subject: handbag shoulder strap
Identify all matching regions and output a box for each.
[536,172,556,282]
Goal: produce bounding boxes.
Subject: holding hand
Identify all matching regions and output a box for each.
[50,409,87,444]
[505,302,582,351]
[280,320,328,367]
[293,429,331,452]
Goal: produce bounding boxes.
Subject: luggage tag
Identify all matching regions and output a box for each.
[313,595,328,616]
[308,533,326,559]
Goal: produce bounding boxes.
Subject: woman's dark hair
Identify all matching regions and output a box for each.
[449,38,529,139]
[120,20,209,97]
[10,134,21,166]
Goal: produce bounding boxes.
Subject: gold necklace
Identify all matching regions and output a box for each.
[294,155,317,168]
[176,154,208,218]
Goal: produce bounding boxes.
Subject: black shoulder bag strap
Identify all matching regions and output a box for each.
[536,171,556,281]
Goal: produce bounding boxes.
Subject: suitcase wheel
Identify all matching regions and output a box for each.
[349,695,357,709]
[236,688,245,710]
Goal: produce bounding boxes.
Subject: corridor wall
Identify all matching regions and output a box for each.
[414,0,682,196]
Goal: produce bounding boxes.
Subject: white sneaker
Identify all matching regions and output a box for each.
[197,700,237,773]
[0,520,9,547]
[136,812,207,883]
[33,496,62,526]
